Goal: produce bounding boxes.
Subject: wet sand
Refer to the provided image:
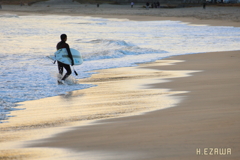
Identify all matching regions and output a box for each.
[29,51,240,160]
[0,1,240,160]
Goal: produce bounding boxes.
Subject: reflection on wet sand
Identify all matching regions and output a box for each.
[0,60,199,159]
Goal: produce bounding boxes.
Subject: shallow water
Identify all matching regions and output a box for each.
[0,14,240,121]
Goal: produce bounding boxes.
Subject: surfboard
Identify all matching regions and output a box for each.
[54,48,83,65]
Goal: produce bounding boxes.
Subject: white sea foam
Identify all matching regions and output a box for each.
[0,14,19,18]
[0,99,16,121]
[0,15,240,122]
[0,113,7,121]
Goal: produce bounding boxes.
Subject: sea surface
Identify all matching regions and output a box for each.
[1,14,240,122]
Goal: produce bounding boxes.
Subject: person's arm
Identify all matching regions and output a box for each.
[66,44,74,66]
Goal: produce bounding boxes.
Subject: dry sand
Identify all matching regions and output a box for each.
[1,0,240,26]
[0,1,240,160]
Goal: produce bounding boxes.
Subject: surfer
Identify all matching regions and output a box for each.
[56,34,74,84]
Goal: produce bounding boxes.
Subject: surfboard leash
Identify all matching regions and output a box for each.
[72,66,78,76]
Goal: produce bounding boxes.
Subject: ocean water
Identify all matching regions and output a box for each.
[0,14,240,122]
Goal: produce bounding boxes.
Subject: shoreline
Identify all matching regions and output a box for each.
[1,3,240,27]
[29,50,240,160]
[1,3,240,160]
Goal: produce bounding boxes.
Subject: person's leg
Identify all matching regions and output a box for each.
[57,61,65,84]
[57,61,64,75]
[62,64,72,80]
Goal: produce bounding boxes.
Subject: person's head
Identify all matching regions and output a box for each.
[60,34,67,41]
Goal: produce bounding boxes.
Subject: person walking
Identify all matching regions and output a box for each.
[56,34,74,84]
[203,0,207,9]
[131,2,134,8]
[146,2,150,9]
[157,1,160,8]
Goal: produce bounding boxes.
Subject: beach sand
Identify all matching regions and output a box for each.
[28,51,240,160]
[1,0,240,26]
[0,1,240,160]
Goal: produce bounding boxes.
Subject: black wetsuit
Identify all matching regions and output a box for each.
[56,41,74,80]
